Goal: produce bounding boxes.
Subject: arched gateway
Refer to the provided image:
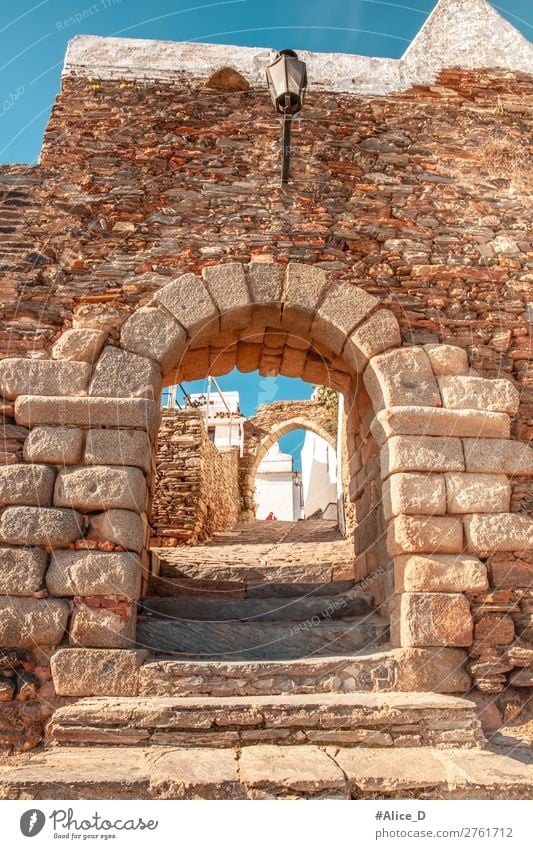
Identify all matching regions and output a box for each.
[1,261,531,699]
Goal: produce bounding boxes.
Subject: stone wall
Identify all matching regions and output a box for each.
[151,408,240,546]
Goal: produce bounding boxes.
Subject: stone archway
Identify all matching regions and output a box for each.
[1,261,531,688]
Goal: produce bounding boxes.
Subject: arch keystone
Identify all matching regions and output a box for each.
[202,263,251,330]
[282,263,329,333]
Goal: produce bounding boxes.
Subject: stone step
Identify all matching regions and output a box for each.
[148,575,356,599]
[47,692,484,749]
[138,590,373,622]
[157,560,352,584]
[136,614,389,660]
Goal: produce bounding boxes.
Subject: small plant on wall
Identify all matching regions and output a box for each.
[312,385,338,435]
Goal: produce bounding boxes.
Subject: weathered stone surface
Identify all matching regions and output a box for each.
[423,344,468,375]
[393,592,473,647]
[0,359,91,400]
[15,396,161,439]
[246,262,285,326]
[383,472,446,519]
[46,550,141,599]
[0,464,55,507]
[438,375,519,414]
[464,513,533,553]
[205,66,250,92]
[202,262,251,330]
[54,465,147,512]
[371,406,510,444]
[51,648,148,696]
[364,347,441,412]
[0,506,83,546]
[85,428,151,474]
[239,745,347,798]
[381,435,464,477]
[23,426,83,465]
[392,648,470,693]
[120,306,187,374]
[311,283,377,355]
[335,747,448,794]
[0,545,48,595]
[462,438,533,475]
[445,473,510,514]
[152,273,219,340]
[394,554,488,593]
[282,263,328,333]
[69,604,136,648]
[387,515,464,556]
[51,329,107,363]
[89,346,162,400]
[0,597,69,648]
[88,509,145,553]
[343,309,401,372]
[151,748,242,799]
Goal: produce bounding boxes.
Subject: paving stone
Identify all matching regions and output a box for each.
[445,473,510,514]
[69,603,136,649]
[334,747,448,795]
[15,396,161,439]
[0,463,55,507]
[51,648,148,696]
[438,375,519,414]
[423,344,469,375]
[150,747,243,799]
[120,305,187,374]
[464,513,533,553]
[364,347,441,412]
[0,545,48,595]
[85,428,151,473]
[311,282,377,355]
[54,465,147,512]
[89,346,162,400]
[152,273,219,339]
[239,744,348,799]
[0,597,70,648]
[88,509,145,553]
[0,359,91,400]
[462,437,533,475]
[343,309,401,372]
[0,506,83,546]
[393,592,473,647]
[202,262,251,330]
[382,435,464,477]
[387,515,464,556]
[46,550,141,599]
[394,554,488,593]
[371,406,510,444]
[51,329,108,363]
[23,426,84,465]
[383,472,446,519]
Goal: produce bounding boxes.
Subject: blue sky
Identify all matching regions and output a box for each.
[1,1,531,465]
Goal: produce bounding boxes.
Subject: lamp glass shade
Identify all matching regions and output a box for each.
[266,51,307,115]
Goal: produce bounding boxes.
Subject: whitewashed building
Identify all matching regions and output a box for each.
[300,431,337,520]
[254,442,302,521]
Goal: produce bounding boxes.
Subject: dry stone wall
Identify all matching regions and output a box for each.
[151,408,240,546]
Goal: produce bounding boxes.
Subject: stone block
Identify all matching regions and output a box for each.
[0,359,91,400]
[381,435,464,477]
[383,473,446,520]
[364,347,441,412]
[0,597,70,648]
[0,464,55,507]
[393,592,473,647]
[89,347,162,400]
[0,506,83,546]
[23,426,84,465]
[120,306,187,374]
[464,513,533,554]
[281,263,329,333]
[51,329,107,363]
[392,647,470,692]
[15,396,161,440]
[46,550,141,599]
[246,262,285,326]
[462,438,533,475]
[54,465,147,512]
[445,473,510,514]
[343,309,401,373]
[387,515,464,556]
[85,429,151,474]
[88,509,145,553]
[394,554,488,593]
[310,283,377,355]
[69,603,136,649]
[423,344,469,375]
[202,263,251,330]
[152,273,219,341]
[438,375,519,414]
[51,648,148,696]
[371,406,510,445]
[0,545,48,595]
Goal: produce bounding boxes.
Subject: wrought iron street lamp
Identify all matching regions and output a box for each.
[266,49,308,187]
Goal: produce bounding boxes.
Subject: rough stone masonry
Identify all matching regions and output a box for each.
[0,0,532,752]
